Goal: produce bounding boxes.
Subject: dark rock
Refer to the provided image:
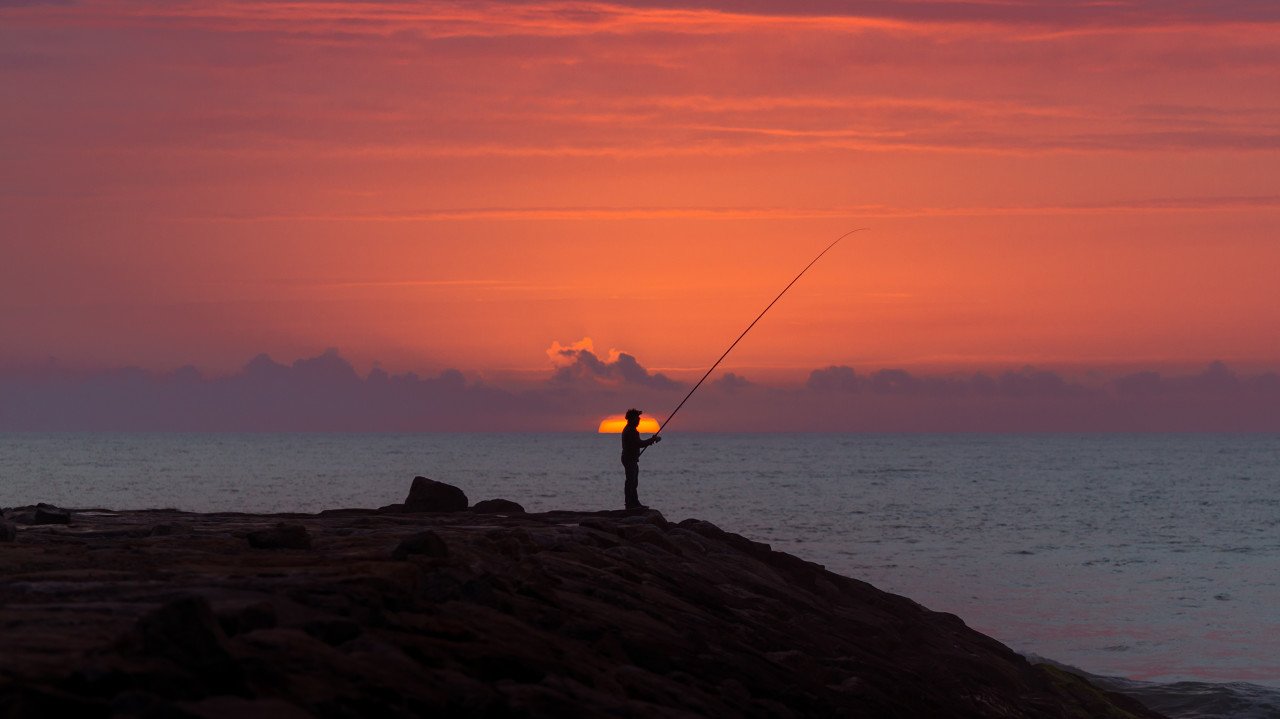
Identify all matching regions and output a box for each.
[615,524,682,555]
[173,696,315,719]
[5,509,34,524]
[317,508,380,517]
[216,601,277,637]
[246,523,311,550]
[0,521,15,542]
[33,503,71,525]
[107,595,245,698]
[2,686,108,718]
[0,506,1167,719]
[302,618,362,646]
[392,530,449,560]
[403,476,468,512]
[679,518,771,555]
[1036,664,1163,719]
[620,509,669,529]
[472,498,525,514]
[123,596,233,669]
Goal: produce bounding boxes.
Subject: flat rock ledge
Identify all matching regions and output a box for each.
[0,503,1166,718]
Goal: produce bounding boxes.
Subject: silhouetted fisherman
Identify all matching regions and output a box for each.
[621,408,661,509]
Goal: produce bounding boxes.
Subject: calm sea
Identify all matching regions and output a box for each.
[2,433,1278,718]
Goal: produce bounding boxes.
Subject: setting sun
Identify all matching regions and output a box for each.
[597,416,661,434]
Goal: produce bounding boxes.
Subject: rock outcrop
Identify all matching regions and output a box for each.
[402,475,468,512]
[7,503,74,525]
[32,504,72,525]
[0,490,1165,718]
[472,498,525,514]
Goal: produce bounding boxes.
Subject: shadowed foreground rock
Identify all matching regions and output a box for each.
[0,500,1165,718]
[246,523,312,550]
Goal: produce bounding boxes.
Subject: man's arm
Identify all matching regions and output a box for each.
[640,435,663,448]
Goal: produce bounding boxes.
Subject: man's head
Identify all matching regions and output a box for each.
[624,408,642,426]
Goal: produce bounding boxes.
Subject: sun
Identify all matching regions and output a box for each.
[597,415,661,433]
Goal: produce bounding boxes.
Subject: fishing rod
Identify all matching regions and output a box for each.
[641,227,866,454]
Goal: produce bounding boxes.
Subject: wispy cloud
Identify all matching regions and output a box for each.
[3,1,915,39]
[12,1,1280,38]
[302,279,510,289]
[170,195,1280,224]
[8,3,1279,163]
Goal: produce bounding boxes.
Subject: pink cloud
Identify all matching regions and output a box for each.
[546,339,681,390]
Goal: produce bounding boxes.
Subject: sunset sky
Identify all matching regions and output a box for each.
[3,1,1279,428]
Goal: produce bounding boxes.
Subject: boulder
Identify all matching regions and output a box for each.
[216,601,277,637]
[302,618,362,646]
[403,476,468,513]
[4,508,34,524]
[246,524,312,550]
[124,596,233,668]
[392,530,449,560]
[116,595,245,695]
[0,521,15,542]
[33,503,71,525]
[472,499,525,514]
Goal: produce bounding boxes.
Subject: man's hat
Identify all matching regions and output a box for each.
[625,408,642,419]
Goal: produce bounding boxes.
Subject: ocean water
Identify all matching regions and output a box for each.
[2,432,1278,718]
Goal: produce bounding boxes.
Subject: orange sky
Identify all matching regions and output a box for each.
[3,1,1279,383]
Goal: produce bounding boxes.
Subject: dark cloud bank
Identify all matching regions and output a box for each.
[1,348,1276,432]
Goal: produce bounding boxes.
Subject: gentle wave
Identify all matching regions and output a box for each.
[1028,655,1280,719]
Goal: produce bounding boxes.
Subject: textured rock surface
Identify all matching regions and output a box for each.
[0,503,1166,718]
[472,498,526,514]
[246,523,312,550]
[391,530,449,560]
[403,475,468,512]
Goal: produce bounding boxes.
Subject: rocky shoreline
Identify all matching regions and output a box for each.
[1,478,1166,718]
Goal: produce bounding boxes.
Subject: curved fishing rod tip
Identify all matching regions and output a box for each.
[831,227,869,243]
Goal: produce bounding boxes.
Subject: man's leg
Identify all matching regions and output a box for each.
[623,461,641,508]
